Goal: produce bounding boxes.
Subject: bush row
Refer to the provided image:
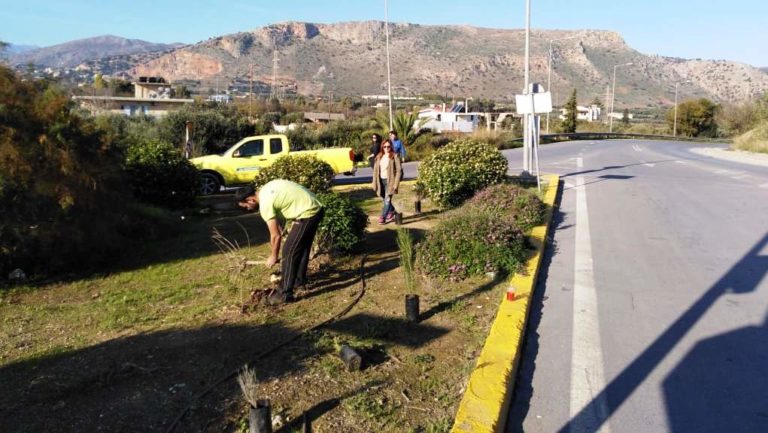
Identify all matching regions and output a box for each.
[417,183,545,280]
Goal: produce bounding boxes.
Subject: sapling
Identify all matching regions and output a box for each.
[396,228,416,293]
[397,228,420,322]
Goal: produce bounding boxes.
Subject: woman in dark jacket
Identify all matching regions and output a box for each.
[371,140,403,224]
[368,133,382,167]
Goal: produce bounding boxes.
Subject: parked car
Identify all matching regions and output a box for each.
[190,134,356,195]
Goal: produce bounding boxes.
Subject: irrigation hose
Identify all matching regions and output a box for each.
[164,253,371,433]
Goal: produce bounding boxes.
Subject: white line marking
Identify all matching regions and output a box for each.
[760,183,768,189]
[674,160,687,164]
[632,144,642,152]
[570,156,611,433]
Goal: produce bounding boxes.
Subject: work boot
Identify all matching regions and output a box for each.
[267,291,295,306]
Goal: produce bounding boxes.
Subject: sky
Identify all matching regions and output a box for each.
[1,0,766,67]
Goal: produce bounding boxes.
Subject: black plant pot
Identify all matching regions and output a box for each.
[339,345,362,371]
[414,199,422,215]
[394,212,403,225]
[405,294,420,322]
[249,399,272,433]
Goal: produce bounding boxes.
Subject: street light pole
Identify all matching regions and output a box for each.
[384,0,394,131]
[546,36,576,134]
[609,62,633,133]
[523,0,531,174]
[673,80,691,137]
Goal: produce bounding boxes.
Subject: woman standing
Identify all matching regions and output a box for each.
[368,133,383,167]
[372,140,403,224]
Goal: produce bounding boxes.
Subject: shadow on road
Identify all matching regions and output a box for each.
[558,232,768,433]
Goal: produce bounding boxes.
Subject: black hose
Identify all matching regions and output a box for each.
[164,253,370,433]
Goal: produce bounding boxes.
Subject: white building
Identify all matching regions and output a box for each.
[417,103,480,133]
[559,104,603,122]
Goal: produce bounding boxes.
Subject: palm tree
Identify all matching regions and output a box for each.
[375,109,427,146]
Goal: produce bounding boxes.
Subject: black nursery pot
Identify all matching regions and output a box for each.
[338,345,362,371]
[414,199,422,215]
[405,294,420,322]
[249,399,272,433]
[394,212,403,225]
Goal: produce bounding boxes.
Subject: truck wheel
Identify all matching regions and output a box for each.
[199,173,221,196]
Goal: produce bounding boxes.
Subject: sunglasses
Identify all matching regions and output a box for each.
[382,145,391,149]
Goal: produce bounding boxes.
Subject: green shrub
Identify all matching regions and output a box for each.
[0,65,161,278]
[157,105,256,155]
[124,139,199,208]
[252,154,334,194]
[416,138,508,208]
[466,183,545,232]
[417,209,526,280]
[316,192,368,254]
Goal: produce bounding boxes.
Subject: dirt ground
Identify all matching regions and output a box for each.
[0,186,512,433]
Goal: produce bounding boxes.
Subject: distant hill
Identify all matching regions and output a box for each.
[7,35,184,68]
[5,44,39,55]
[127,21,768,105]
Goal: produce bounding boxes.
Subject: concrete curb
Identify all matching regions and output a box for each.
[451,174,561,433]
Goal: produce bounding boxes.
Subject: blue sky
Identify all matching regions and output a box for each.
[1,0,766,67]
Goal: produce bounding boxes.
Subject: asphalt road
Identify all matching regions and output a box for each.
[503,140,768,433]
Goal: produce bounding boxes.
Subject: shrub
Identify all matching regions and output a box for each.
[316,192,368,254]
[252,154,335,194]
[416,138,508,208]
[466,183,546,232]
[124,139,199,208]
[157,105,256,155]
[417,209,526,280]
[0,65,159,278]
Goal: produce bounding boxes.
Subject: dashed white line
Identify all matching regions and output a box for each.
[569,157,611,433]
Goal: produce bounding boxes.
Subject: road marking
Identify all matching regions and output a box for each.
[632,144,642,152]
[760,183,768,189]
[570,157,611,433]
[674,160,688,164]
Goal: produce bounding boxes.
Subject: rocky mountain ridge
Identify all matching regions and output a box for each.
[130,21,768,106]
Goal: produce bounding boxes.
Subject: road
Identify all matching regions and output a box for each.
[503,140,768,433]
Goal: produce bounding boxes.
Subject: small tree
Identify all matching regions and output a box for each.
[591,96,604,109]
[561,89,578,133]
[396,228,416,294]
[667,98,719,137]
[622,108,630,126]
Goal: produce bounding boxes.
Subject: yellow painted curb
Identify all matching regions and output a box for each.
[451,174,560,433]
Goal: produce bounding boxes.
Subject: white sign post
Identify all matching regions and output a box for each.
[516,84,552,190]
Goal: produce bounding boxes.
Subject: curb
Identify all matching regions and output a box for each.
[451,174,561,433]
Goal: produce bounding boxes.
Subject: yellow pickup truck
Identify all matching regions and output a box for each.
[190,134,357,195]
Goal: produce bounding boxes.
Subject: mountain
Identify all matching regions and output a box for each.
[5,44,39,55]
[128,21,768,106]
[7,35,184,69]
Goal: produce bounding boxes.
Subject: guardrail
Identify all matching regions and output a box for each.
[504,132,729,145]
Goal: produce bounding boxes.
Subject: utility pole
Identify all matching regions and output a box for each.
[271,38,279,101]
[249,63,253,119]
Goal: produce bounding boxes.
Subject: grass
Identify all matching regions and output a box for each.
[732,121,768,154]
[0,181,539,432]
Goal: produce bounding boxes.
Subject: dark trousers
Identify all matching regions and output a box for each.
[280,208,324,295]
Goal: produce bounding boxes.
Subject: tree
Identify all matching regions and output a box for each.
[375,110,427,147]
[591,96,604,109]
[93,73,105,90]
[622,108,630,126]
[667,98,719,137]
[561,89,578,133]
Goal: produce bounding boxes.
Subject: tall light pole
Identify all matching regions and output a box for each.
[609,62,633,133]
[546,36,577,133]
[384,0,394,131]
[673,80,691,137]
[522,0,531,174]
